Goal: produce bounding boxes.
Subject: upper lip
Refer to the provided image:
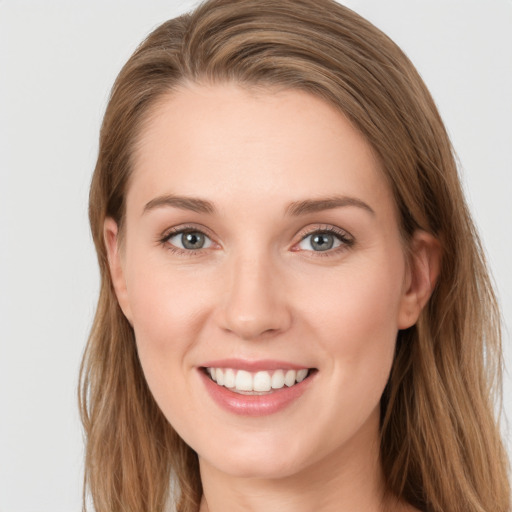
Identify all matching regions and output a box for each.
[200,358,313,372]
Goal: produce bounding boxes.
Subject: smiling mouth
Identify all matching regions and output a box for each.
[203,367,315,395]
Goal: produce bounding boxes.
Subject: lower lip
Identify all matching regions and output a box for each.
[199,369,314,416]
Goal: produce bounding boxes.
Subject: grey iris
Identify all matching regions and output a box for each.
[182,232,205,249]
[311,233,334,251]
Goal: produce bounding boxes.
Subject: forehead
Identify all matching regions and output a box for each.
[128,83,393,216]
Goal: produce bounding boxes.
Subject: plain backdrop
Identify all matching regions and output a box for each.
[1,1,511,510]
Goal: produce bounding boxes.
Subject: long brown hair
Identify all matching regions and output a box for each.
[79,1,510,510]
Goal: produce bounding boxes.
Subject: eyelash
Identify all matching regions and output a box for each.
[158,224,355,257]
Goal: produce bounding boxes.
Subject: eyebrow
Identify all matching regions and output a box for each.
[143,194,216,215]
[286,196,375,217]
[142,194,375,217]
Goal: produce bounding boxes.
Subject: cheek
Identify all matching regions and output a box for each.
[126,251,207,341]
[123,260,210,428]
[122,252,208,394]
[305,254,405,341]
[302,254,405,395]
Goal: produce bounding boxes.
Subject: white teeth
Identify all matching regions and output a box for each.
[253,371,272,392]
[206,367,310,393]
[296,369,308,382]
[284,369,296,387]
[235,370,253,391]
[224,368,236,388]
[271,369,285,389]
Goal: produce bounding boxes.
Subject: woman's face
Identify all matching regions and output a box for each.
[106,84,427,481]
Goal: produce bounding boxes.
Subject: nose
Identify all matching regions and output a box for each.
[217,252,292,341]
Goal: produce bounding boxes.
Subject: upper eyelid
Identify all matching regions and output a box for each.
[295,224,353,241]
[161,223,215,240]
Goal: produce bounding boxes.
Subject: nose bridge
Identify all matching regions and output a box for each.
[219,244,291,340]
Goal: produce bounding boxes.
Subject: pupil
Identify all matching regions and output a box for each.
[182,232,204,249]
[312,234,333,251]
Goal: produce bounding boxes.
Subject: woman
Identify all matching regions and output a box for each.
[79,0,510,511]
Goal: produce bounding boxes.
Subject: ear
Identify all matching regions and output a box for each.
[397,230,442,329]
[104,217,133,323]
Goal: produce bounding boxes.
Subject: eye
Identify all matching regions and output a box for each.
[165,230,213,251]
[297,229,353,252]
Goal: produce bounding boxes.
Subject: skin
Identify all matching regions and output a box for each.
[105,83,438,512]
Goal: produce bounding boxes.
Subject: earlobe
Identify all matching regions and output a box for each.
[397,230,442,330]
[104,217,133,323]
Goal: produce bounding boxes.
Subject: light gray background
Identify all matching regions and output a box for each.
[1,1,511,510]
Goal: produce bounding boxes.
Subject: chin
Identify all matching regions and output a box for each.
[199,436,317,480]
[209,457,306,480]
